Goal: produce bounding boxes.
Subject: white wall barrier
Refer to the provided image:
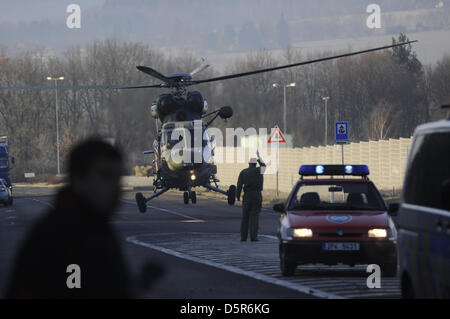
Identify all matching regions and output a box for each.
[214,137,413,193]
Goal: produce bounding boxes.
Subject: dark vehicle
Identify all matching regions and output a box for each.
[274,165,397,277]
[0,136,13,190]
[390,111,450,299]
[0,178,13,206]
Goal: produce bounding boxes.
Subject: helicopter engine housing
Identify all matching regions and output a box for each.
[150,102,159,119]
[154,91,208,123]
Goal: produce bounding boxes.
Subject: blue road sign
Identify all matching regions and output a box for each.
[335,121,349,143]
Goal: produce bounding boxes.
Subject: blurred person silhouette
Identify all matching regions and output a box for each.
[6,138,162,298]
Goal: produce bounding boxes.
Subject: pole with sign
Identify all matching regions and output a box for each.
[268,125,287,197]
[335,121,349,164]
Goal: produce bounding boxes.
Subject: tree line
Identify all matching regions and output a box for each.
[0,34,448,181]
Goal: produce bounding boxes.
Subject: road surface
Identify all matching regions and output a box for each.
[0,186,400,299]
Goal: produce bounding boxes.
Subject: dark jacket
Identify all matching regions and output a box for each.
[5,187,132,299]
[236,160,266,199]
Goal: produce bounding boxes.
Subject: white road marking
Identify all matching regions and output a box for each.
[126,232,400,298]
[121,199,203,221]
[127,234,342,299]
[23,197,204,222]
[260,234,278,240]
[23,197,54,208]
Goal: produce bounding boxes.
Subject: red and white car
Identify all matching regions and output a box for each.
[274,165,397,277]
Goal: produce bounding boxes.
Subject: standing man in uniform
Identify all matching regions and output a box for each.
[236,151,266,242]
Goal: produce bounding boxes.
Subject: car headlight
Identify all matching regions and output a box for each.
[368,228,387,238]
[293,228,313,238]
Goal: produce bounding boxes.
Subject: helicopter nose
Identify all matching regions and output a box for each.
[167,150,184,171]
[167,147,204,170]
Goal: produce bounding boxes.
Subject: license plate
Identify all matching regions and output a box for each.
[322,242,360,251]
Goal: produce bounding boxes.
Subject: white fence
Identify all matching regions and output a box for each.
[214,137,413,193]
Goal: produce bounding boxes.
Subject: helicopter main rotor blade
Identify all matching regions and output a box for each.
[193,40,418,85]
[0,41,417,92]
[190,64,210,77]
[136,66,172,84]
[0,83,164,91]
[120,83,167,89]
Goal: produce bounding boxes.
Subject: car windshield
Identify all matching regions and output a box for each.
[288,181,386,211]
[0,158,8,169]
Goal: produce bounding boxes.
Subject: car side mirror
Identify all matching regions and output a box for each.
[388,203,399,216]
[273,203,285,213]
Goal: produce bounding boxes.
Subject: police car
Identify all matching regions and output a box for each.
[389,113,450,298]
[274,164,397,277]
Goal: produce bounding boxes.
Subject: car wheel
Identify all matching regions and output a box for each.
[190,191,197,204]
[183,192,189,204]
[280,244,296,276]
[381,262,397,277]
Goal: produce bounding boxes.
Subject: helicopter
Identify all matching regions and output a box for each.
[0,40,417,213]
[136,85,238,212]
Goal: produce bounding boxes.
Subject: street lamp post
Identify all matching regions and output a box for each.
[272,82,295,198]
[273,82,296,134]
[47,76,64,175]
[322,96,330,146]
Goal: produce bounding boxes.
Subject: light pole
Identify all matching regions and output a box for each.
[272,82,296,134]
[47,76,64,175]
[322,96,330,146]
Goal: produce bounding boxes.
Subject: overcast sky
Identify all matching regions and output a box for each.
[0,0,449,66]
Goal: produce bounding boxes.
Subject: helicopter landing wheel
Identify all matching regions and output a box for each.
[227,185,236,205]
[183,191,189,204]
[136,192,147,213]
[190,191,197,204]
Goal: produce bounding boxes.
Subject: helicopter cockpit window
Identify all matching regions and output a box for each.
[162,123,211,150]
[202,130,212,147]
[162,129,185,149]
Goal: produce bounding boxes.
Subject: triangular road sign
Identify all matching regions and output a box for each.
[268,125,287,143]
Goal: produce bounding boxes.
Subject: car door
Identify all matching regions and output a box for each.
[399,130,450,298]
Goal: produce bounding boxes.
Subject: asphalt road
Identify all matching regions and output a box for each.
[0,186,400,299]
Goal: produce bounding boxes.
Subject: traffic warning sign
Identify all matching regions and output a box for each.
[268,125,287,143]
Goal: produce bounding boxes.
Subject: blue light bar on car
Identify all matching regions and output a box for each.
[315,165,324,174]
[299,165,369,176]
